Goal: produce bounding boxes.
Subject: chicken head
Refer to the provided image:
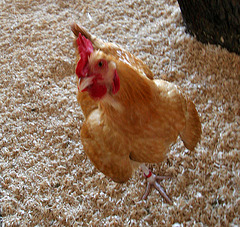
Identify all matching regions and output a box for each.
[76,34,120,100]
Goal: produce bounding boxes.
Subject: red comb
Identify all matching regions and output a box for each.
[76,34,93,78]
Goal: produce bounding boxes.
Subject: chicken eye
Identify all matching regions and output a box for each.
[95,59,108,71]
[98,61,103,67]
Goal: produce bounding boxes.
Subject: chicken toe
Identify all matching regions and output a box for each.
[140,164,172,204]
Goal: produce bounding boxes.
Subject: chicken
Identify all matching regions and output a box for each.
[71,22,201,203]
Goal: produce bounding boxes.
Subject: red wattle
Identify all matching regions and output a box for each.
[88,82,107,100]
[112,69,120,94]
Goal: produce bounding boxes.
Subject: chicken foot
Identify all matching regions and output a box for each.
[140,164,172,204]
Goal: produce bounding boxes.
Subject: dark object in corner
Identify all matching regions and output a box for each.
[177,0,240,55]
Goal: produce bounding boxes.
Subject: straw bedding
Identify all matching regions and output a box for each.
[1,0,239,226]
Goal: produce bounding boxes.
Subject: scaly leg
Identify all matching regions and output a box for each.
[140,164,172,204]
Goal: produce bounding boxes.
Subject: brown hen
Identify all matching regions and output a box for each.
[71,23,201,203]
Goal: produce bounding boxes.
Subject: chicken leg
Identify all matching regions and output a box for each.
[140,164,172,204]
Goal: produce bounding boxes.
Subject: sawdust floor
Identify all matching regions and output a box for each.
[1,0,239,226]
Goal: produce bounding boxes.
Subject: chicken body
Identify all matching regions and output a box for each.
[80,73,199,183]
[71,23,201,199]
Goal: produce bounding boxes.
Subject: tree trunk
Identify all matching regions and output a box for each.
[177,0,240,55]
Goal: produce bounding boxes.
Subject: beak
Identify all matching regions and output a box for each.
[78,77,94,92]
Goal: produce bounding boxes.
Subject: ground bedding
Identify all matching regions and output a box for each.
[0,0,239,226]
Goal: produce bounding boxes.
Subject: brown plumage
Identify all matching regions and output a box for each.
[71,22,201,201]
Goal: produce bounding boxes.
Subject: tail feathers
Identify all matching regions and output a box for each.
[180,99,201,151]
[70,22,104,49]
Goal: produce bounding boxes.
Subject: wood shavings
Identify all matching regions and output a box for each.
[0,0,239,226]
